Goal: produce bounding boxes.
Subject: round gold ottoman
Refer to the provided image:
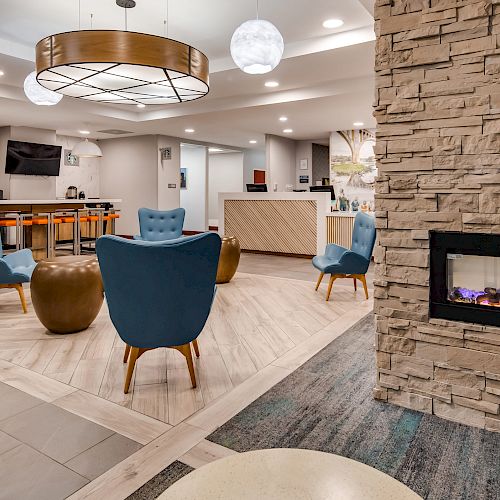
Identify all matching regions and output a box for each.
[30,255,104,334]
[216,236,241,284]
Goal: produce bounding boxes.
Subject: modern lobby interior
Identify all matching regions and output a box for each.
[0,1,499,499]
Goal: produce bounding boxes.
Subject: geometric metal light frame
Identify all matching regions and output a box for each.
[36,30,209,106]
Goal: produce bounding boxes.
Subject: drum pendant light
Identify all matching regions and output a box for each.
[34,1,209,106]
[230,0,284,74]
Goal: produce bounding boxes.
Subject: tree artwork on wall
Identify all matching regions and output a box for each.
[330,128,376,212]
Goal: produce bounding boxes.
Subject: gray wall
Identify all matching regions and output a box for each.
[266,134,296,192]
[311,143,330,186]
[243,149,266,187]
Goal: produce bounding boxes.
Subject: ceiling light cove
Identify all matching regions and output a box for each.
[323,19,344,29]
[265,81,279,88]
[185,128,195,133]
[283,128,293,134]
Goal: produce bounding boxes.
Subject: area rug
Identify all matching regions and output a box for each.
[126,461,193,499]
[207,313,500,500]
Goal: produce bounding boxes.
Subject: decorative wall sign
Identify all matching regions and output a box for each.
[160,147,172,160]
[64,149,79,166]
[299,159,308,170]
[299,175,309,184]
[180,168,187,189]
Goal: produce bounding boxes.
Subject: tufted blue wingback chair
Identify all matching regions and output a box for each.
[96,232,221,393]
[312,211,376,301]
[0,235,36,313]
[134,207,185,241]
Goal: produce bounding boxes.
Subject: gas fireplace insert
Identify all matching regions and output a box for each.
[429,231,500,327]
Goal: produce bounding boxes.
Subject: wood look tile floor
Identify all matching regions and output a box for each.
[0,254,374,499]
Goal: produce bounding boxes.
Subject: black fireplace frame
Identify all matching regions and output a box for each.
[429,231,500,327]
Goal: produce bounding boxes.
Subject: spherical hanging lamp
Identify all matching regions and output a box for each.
[24,71,63,106]
[72,139,103,158]
[230,19,284,74]
[34,2,209,106]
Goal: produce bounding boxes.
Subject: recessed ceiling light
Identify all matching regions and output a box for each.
[209,147,223,152]
[323,19,344,29]
[137,103,146,109]
[249,140,257,144]
[353,121,364,127]
[283,128,293,134]
[264,81,279,88]
[279,116,288,122]
[0,70,4,77]
[79,130,90,135]
[185,128,195,133]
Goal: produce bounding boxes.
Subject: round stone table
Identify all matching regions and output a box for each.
[30,255,104,334]
[159,449,422,500]
[216,236,240,284]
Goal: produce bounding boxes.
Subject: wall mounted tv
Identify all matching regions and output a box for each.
[5,140,62,176]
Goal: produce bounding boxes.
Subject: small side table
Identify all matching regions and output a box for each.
[216,236,241,284]
[30,255,104,334]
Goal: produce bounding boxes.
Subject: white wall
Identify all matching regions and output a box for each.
[99,135,159,236]
[180,144,208,232]
[157,135,181,211]
[266,134,296,192]
[208,152,244,225]
[295,141,313,189]
[56,135,100,199]
[243,149,266,187]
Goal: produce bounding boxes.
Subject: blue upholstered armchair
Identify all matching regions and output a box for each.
[313,212,376,301]
[0,236,36,313]
[134,207,185,241]
[96,232,221,393]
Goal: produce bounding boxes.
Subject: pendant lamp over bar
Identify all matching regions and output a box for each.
[35,30,209,106]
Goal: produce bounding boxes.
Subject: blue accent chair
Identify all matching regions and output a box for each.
[96,232,221,393]
[134,207,185,241]
[312,212,376,301]
[0,236,37,313]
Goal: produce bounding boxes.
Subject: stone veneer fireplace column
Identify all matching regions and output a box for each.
[373,0,500,432]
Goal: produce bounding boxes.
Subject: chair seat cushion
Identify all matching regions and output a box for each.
[312,255,344,274]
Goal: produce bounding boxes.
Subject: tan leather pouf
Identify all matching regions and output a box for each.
[216,236,241,284]
[31,255,104,334]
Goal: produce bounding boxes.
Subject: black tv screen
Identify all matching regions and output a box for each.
[5,140,62,176]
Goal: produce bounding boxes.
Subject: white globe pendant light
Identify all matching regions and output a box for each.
[72,139,103,158]
[23,71,63,106]
[230,1,284,74]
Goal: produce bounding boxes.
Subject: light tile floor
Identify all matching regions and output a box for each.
[0,253,374,499]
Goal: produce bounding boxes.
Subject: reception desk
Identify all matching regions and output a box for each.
[219,192,330,256]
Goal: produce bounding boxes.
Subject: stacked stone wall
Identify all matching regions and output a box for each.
[374,0,500,432]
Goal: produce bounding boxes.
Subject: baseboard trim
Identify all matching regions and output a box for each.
[241,249,313,259]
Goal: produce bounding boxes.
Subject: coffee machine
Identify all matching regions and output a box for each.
[66,186,78,199]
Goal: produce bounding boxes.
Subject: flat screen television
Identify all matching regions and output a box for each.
[310,185,335,201]
[5,140,62,176]
[246,183,268,192]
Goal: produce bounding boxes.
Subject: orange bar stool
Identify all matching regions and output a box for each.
[51,210,79,256]
[30,213,62,258]
[0,214,20,252]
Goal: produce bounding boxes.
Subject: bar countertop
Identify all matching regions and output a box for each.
[0,199,122,205]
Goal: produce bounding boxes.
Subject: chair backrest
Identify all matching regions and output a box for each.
[96,232,221,349]
[0,233,3,257]
[351,212,376,261]
[138,207,185,241]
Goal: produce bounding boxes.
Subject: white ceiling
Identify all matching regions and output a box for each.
[0,0,375,149]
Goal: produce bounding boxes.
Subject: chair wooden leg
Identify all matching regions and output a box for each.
[178,344,197,388]
[192,339,200,358]
[124,347,140,394]
[326,275,337,302]
[315,272,325,291]
[353,278,357,291]
[123,344,131,363]
[359,274,369,299]
[14,284,27,314]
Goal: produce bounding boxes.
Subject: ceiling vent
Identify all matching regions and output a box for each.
[97,129,132,135]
